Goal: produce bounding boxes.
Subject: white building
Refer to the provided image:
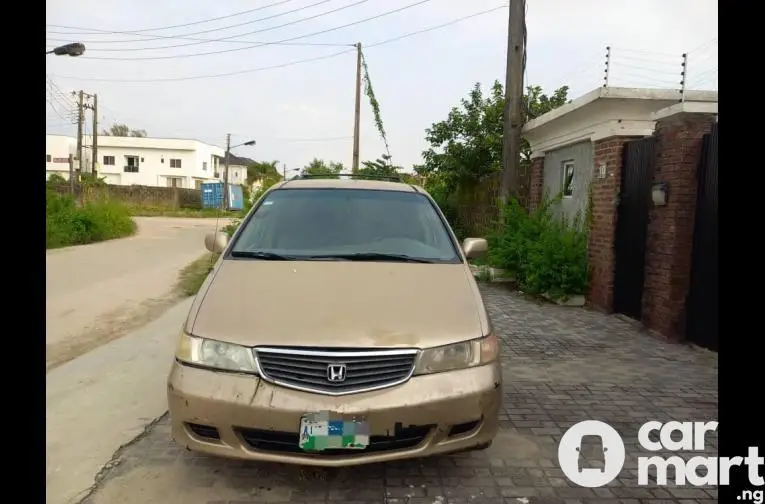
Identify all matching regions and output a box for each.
[45,134,226,189]
[214,154,253,186]
[46,134,76,178]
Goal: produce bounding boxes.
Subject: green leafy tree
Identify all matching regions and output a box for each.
[301,158,344,179]
[357,154,400,178]
[101,123,147,137]
[416,81,569,191]
[247,160,280,184]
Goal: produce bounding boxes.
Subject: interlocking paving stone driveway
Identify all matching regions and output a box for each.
[83,284,718,504]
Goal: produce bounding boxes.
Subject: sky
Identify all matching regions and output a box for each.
[46,0,718,173]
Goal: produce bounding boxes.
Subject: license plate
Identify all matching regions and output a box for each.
[298,411,370,451]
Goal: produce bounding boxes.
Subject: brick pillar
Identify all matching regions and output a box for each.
[528,156,544,212]
[587,136,641,312]
[640,113,716,340]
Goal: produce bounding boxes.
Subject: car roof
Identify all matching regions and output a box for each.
[276,178,419,193]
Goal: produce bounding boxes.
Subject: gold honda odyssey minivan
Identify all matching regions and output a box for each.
[167,178,502,467]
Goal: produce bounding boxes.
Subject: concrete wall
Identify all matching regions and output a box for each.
[543,141,593,222]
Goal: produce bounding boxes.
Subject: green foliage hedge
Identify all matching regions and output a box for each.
[487,198,589,300]
[46,189,137,249]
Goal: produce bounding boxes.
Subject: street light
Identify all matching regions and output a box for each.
[46,43,86,57]
[224,138,256,209]
[283,167,300,180]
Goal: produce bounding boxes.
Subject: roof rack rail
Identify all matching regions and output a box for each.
[296,173,403,182]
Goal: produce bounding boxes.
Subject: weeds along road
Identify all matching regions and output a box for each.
[45,216,231,372]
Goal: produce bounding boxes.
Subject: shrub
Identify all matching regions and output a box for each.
[46,190,137,249]
[486,196,589,300]
[426,180,467,241]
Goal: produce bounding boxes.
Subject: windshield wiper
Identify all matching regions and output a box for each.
[230,251,297,260]
[306,252,435,263]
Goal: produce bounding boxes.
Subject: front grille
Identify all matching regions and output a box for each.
[237,424,433,456]
[254,347,418,395]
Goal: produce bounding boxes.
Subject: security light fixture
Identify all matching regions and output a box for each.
[47,43,86,57]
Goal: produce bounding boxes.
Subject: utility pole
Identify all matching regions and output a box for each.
[351,42,362,173]
[223,133,231,210]
[283,163,286,180]
[500,0,526,201]
[68,154,75,195]
[91,94,98,175]
[75,90,84,177]
[82,92,98,175]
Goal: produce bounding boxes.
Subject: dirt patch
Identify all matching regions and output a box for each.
[46,292,183,372]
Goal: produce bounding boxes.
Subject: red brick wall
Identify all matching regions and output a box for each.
[528,157,544,211]
[641,113,716,340]
[587,136,642,312]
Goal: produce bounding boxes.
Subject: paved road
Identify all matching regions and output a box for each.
[47,299,194,504]
[46,216,230,371]
[81,284,719,504]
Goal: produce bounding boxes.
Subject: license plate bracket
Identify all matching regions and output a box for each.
[298,411,370,451]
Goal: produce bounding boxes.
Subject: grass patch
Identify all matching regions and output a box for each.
[176,253,220,297]
[46,190,137,249]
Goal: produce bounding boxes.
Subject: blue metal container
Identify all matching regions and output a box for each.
[201,181,224,209]
[228,184,244,211]
[200,181,245,210]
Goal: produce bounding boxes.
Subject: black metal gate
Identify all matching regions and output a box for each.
[685,122,718,351]
[613,137,656,319]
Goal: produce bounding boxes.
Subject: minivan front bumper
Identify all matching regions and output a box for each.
[167,360,502,466]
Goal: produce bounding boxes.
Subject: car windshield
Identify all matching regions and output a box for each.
[230,188,461,263]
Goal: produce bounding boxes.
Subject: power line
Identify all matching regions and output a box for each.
[46,0,344,50]
[45,0,299,35]
[46,98,71,122]
[51,5,506,83]
[47,39,349,49]
[366,4,506,48]
[76,0,432,60]
[609,46,680,60]
[687,37,718,56]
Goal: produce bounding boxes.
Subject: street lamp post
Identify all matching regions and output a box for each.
[224,136,256,210]
[283,167,300,180]
[46,43,86,57]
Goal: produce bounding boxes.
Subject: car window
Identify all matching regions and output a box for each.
[231,188,462,263]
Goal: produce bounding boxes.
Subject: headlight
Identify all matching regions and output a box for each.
[175,331,258,374]
[414,333,499,375]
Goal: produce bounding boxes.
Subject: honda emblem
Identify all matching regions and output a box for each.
[326,364,347,383]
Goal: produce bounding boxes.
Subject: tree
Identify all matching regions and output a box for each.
[357,154,400,178]
[301,158,344,179]
[247,160,280,185]
[416,81,569,191]
[101,123,147,137]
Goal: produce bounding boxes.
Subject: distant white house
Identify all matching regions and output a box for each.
[46,134,76,178]
[214,153,254,187]
[45,134,226,189]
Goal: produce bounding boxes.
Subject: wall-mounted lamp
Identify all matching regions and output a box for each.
[598,162,607,179]
[652,182,668,206]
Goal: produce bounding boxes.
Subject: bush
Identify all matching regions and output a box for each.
[486,197,589,300]
[426,179,467,241]
[46,190,137,249]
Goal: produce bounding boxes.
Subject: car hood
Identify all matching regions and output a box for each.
[188,259,488,348]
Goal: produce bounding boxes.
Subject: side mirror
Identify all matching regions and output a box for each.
[204,232,229,254]
[462,238,488,259]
